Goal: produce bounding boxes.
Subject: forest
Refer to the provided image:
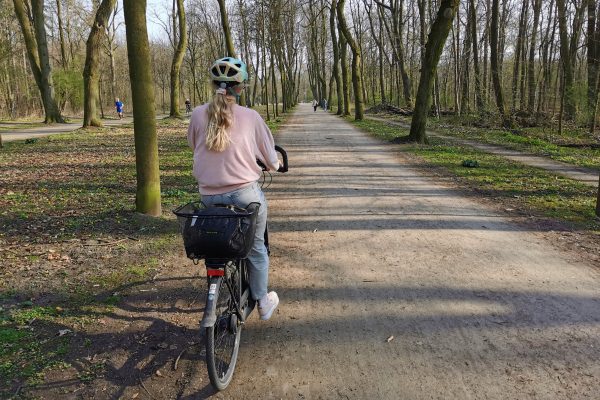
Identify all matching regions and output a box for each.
[1,1,600,397]
[0,0,598,209]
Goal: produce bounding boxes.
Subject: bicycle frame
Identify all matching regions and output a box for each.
[200,259,255,328]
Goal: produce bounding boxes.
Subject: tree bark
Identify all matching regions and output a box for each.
[365,0,387,104]
[31,0,63,123]
[527,0,542,113]
[169,0,187,117]
[556,0,577,120]
[490,0,511,128]
[409,0,459,143]
[337,0,364,120]
[511,0,528,112]
[123,0,162,216]
[596,174,600,217]
[217,0,236,57]
[378,0,413,107]
[330,0,343,114]
[83,0,116,128]
[339,28,351,116]
[56,0,67,67]
[587,0,600,132]
[469,0,484,113]
[13,0,64,123]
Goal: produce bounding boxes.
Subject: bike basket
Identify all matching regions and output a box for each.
[173,201,260,260]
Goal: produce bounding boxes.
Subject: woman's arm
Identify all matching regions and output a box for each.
[254,112,280,171]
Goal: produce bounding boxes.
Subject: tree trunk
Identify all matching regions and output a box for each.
[587,0,600,132]
[217,0,236,57]
[56,0,68,67]
[123,0,161,216]
[469,0,484,113]
[490,0,511,128]
[409,0,460,143]
[169,0,187,117]
[14,0,64,123]
[556,0,577,120]
[337,0,364,120]
[339,31,350,116]
[31,0,63,123]
[452,11,461,115]
[83,0,116,128]
[330,0,343,114]
[382,0,413,108]
[596,174,600,217]
[511,0,528,112]
[460,3,472,114]
[527,0,542,113]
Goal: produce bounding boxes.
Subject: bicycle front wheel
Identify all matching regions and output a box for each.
[206,262,243,390]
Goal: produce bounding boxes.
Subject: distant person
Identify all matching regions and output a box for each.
[115,98,124,119]
[312,99,318,112]
[323,99,328,111]
[185,98,192,113]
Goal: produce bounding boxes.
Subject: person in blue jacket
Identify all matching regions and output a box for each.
[115,98,124,119]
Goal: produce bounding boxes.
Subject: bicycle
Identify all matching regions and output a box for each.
[173,146,288,390]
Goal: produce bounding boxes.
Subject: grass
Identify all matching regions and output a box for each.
[0,107,293,393]
[0,122,47,132]
[351,117,600,231]
[0,305,76,391]
[374,113,600,170]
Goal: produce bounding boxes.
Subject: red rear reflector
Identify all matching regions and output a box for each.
[207,269,224,277]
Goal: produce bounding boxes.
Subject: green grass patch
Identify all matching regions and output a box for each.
[377,114,600,171]
[0,305,76,393]
[0,121,47,132]
[0,108,294,395]
[353,118,599,230]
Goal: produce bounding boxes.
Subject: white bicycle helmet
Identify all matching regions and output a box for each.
[209,57,248,84]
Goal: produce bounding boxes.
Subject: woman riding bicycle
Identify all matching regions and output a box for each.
[187,57,280,321]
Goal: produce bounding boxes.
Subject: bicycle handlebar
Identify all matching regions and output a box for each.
[275,145,288,173]
[257,145,288,173]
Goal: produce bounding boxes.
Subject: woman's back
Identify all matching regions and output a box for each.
[187,103,279,195]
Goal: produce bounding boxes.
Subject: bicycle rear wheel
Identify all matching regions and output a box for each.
[206,261,243,390]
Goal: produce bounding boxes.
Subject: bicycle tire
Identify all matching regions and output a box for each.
[205,261,243,390]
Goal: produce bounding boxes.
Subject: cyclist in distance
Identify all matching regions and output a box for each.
[187,57,281,320]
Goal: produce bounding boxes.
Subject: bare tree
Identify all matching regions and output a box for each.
[409,0,460,143]
[490,0,510,128]
[169,0,187,117]
[337,0,365,120]
[123,0,161,216]
[587,0,600,133]
[217,0,236,57]
[13,0,64,123]
[83,0,116,127]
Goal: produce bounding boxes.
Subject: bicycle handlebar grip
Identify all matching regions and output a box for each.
[275,145,288,173]
[256,159,267,171]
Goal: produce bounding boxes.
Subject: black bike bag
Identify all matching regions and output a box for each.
[173,202,260,260]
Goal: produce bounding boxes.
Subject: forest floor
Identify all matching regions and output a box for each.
[365,115,599,187]
[1,104,599,399]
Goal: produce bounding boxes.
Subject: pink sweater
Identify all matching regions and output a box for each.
[187,103,280,195]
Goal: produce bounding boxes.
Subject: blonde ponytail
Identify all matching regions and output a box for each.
[206,93,233,152]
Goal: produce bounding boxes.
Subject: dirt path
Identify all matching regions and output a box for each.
[224,105,600,398]
[29,104,599,399]
[366,115,599,187]
[1,115,171,142]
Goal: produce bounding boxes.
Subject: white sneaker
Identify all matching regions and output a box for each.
[258,291,279,320]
